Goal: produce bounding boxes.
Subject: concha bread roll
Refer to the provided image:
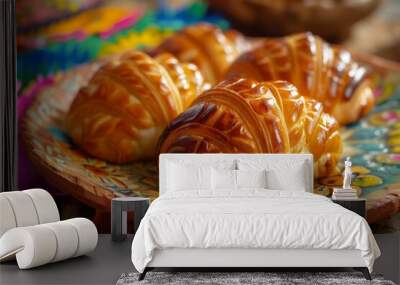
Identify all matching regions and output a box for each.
[158,78,342,177]
[225,32,375,125]
[66,51,209,163]
[152,23,250,85]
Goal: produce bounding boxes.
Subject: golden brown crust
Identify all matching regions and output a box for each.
[155,53,210,110]
[158,78,342,176]
[303,99,342,176]
[66,51,208,163]
[225,32,375,125]
[152,23,250,85]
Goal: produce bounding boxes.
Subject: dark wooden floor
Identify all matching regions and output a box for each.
[0,235,134,285]
[0,234,398,284]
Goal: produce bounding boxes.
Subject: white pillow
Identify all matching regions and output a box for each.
[237,159,307,191]
[212,168,237,190]
[167,162,212,191]
[236,169,267,189]
[266,162,307,191]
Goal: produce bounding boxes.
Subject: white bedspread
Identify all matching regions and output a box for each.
[131,190,380,273]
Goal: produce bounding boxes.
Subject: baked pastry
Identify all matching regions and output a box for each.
[151,23,250,85]
[66,51,209,163]
[225,33,375,125]
[158,78,342,176]
[206,0,380,41]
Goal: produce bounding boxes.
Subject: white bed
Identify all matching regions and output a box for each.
[131,154,380,280]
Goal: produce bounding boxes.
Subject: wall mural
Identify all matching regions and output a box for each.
[18,1,400,233]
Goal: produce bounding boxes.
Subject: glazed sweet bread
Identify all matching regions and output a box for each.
[66,51,209,163]
[151,23,250,85]
[158,78,342,177]
[225,32,375,125]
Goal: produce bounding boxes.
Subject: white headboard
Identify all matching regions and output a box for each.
[159,154,313,195]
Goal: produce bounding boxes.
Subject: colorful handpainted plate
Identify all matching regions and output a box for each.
[21,53,400,228]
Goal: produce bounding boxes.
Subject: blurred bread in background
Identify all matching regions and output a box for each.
[206,0,381,42]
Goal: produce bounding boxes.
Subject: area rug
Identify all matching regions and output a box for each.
[116,271,395,285]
